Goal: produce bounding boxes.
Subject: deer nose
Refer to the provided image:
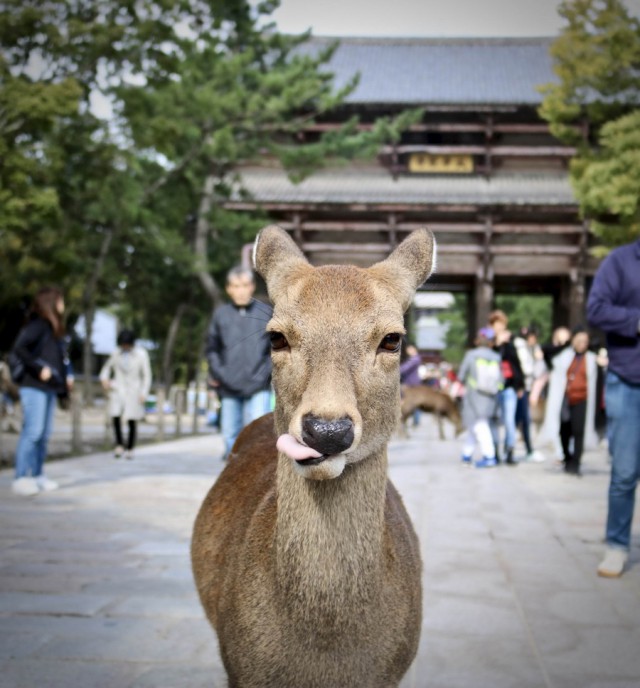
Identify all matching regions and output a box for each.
[301,415,354,456]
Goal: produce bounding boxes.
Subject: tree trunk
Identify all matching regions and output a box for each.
[162,302,187,393]
[194,172,223,308]
[81,305,95,406]
[81,228,115,405]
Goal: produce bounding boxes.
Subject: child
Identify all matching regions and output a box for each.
[458,327,504,468]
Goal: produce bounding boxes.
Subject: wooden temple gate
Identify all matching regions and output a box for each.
[225,37,602,340]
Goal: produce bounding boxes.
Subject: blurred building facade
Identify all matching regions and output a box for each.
[225,37,599,337]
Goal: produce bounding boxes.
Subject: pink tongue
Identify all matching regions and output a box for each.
[276,433,323,461]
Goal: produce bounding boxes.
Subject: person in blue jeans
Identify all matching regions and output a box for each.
[206,266,273,461]
[11,287,73,497]
[587,237,640,578]
[489,310,525,465]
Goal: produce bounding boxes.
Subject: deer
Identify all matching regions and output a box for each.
[399,384,464,439]
[191,225,436,688]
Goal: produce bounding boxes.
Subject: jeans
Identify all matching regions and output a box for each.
[15,386,57,479]
[605,371,640,551]
[498,386,518,451]
[221,389,272,459]
[515,390,533,454]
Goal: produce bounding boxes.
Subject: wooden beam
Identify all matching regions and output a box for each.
[302,122,573,134]
[302,242,392,253]
[379,144,577,157]
[223,201,579,214]
[437,245,580,255]
[301,242,580,256]
[279,220,584,235]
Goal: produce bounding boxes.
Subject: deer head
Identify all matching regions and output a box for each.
[254,226,436,481]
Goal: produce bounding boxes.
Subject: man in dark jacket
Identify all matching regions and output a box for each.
[587,237,640,578]
[206,266,273,460]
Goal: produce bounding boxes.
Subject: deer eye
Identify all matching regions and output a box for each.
[269,331,289,351]
[379,333,402,353]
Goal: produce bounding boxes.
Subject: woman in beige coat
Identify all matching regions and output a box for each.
[99,330,151,459]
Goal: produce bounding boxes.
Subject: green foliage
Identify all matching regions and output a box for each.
[437,294,553,367]
[572,110,640,250]
[539,0,640,250]
[0,0,418,383]
[494,295,552,344]
[437,293,469,366]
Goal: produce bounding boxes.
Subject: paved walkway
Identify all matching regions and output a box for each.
[1,418,639,688]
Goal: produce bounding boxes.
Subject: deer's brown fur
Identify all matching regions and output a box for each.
[400,384,464,439]
[191,226,436,687]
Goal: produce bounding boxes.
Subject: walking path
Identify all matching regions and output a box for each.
[1,418,639,688]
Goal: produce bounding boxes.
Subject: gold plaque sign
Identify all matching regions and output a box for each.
[408,154,474,174]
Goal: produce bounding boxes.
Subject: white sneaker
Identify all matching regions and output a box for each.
[35,475,59,492]
[12,477,40,497]
[124,450,134,461]
[597,547,628,578]
[525,450,546,463]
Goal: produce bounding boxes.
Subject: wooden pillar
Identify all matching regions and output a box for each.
[472,217,494,336]
[570,222,589,329]
[473,268,494,337]
[388,212,398,250]
[557,270,586,331]
[568,267,587,330]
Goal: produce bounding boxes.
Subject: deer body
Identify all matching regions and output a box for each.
[192,226,436,687]
[400,384,464,439]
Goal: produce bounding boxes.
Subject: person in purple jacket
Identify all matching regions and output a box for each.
[587,237,640,578]
[400,342,423,427]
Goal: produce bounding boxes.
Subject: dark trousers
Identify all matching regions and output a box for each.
[560,400,586,474]
[113,417,137,450]
[515,390,533,454]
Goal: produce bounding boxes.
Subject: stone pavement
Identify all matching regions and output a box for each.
[0,417,639,688]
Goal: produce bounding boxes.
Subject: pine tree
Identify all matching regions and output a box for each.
[539,0,640,250]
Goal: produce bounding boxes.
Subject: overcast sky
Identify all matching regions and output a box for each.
[265,0,640,37]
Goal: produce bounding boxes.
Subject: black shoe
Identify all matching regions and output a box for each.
[505,448,518,465]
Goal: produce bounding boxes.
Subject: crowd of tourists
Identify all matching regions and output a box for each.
[5,236,640,579]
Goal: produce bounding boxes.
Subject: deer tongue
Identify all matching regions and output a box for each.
[276,433,323,461]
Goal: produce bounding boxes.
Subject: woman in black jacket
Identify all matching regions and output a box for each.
[489,309,525,464]
[11,287,72,497]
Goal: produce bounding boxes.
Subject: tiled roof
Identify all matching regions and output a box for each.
[233,168,576,207]
[295,36,556,105]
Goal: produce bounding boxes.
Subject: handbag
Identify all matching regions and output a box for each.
[500,359,514,380]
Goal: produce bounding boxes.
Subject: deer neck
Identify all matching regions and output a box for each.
[274,449,388,626]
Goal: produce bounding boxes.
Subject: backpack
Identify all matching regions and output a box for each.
[501,359,514,379]
[475,356,502,395]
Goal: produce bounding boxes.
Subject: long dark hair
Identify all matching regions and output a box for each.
[32,287,65,338]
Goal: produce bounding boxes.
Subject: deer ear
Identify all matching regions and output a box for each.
[368,228,437,310]
[253,225,309,301]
